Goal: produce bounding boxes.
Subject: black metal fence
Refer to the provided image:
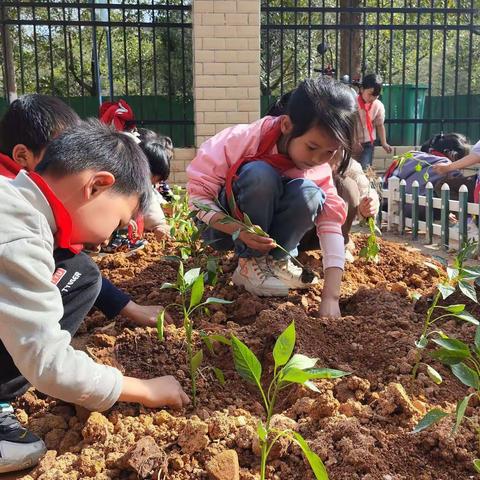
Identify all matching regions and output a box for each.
[261,1,480,145]
[0,0,193,146]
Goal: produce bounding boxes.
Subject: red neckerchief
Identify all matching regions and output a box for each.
[430,149,448,158]
[27,172,82,254]
[225,116,294,220]
[357,95,374,144]
[0,153,21,179]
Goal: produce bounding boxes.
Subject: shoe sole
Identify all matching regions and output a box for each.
[0,447,47,474]
[232,270,289,297]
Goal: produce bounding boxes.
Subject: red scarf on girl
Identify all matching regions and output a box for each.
[225,116,294,220]
[357,94,374,144]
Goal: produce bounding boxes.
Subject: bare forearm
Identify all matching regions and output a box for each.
[377,124,388,145]
[446,153,480,172]
[322,267,343,300]
[119,376,149,403]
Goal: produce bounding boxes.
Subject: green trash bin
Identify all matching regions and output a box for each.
[381,84,428,146]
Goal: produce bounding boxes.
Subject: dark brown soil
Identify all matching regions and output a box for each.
[12,234,479,480]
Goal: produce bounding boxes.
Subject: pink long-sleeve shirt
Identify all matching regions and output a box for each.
[187,117,347,270]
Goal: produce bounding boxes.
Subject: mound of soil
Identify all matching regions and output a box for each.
[12,234,479,480]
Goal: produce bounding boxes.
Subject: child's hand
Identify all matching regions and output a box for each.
[120,376,190,409]
[432,162,451,175]
[318,297,341,318]
[358,197,376,218]
[239,229,276,253]
[153,225,171,241]
[382,143,393,154]
[121,301,172,327]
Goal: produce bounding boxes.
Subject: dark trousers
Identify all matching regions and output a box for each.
[0,250,102,401]
[299,174,360,251]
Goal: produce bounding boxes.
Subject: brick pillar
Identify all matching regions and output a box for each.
[192,0,261,147]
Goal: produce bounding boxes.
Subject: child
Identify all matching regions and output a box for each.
[0,94,168,328]
[354,73,392,170]
[0,120,189,474]
[187,77,357,316]
[432,135,479,202]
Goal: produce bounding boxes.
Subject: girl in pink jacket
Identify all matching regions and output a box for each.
[187,77,356,317]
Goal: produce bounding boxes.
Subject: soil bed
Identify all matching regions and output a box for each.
[13,234,479,480]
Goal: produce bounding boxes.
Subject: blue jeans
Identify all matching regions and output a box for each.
[202,161,325,259]
[359,142,374,170]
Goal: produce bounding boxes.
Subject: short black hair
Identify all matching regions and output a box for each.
[36,119,151,212]
[137,128,173,181]
[0,94,80,157]
[421,132,470,161]
[285,76,357,174]
[360,73,383,97]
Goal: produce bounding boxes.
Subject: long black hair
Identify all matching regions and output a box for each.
[265,77,357,175]
[136,128,173,181]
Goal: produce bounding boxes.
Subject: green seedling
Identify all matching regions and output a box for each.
[230,321,349,479]
[167,185,204,260]
[412,241,480,380]
[413,325,480,472]
[157,261,232,406]
[359,216,381,263]
[193,200,317,283]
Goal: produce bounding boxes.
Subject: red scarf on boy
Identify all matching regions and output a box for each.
[225,116,294,220]
[357,95,374,144]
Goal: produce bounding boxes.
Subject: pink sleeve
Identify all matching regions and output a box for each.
[315,174,347,236]
[186,119,266,223]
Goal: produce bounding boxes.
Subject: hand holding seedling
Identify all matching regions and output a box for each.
[121,301,172,327]
[119,376,190,409]
[153,224,171,241]
[358,196,376,218]
[238,228,276,253]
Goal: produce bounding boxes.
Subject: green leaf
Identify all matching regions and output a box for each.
[204,297,233,305]
[447,267,459,281]
[426,365,443,384]
[451,362,480,389]
[160,282,176,290]
[431,347,470,365]
[424,261,442,274]
[303,380,321,392]
[232,229,241,241]
[460,266,480,279]
[281,367,348,385]
[453,311,479,325]
[459,280,477,303]
[200,332,214,355]
[442,304,465,314]
[257,421,267,442]
[177,261,185,285]
[473,459,480,473]
[231,335,262,386]
[156,309,166,342]
[284,353,318,372]
[413,408,449,433]
[437,284,456,300]
[191,349,204,374]
[415,335,428,349]
[305,368,350,379]
[453,394,474,434]
[243,213,254,226]
[290,432,329,480]
[189,275,205,309]
[432,337,470,354]
[212,367,225,386]
[184,267,201,287]
[475,326,480,353]
[206,334,232,346]
[273,321,296,370]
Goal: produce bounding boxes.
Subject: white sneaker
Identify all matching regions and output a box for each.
[344,249,355,263]
[267,257,319,289]
[232,257,289,297]
[0,407,47,474]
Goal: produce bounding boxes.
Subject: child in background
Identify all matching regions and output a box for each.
[354,73,392,170]
[188,77,357,317]
[432,136,480,202]
[0,121,188,474]
[0,94,167,328]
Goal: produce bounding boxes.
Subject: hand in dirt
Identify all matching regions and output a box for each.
[120,376,190,409]
[318,297,341,318]
[153,224,171,242]
[239,229,276,254]
[121,301,173,327]
[358,196,376,218]
[431,162,451,175]
[144,376,190,409]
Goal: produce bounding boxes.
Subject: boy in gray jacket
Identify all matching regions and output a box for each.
[0,120,188,474]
